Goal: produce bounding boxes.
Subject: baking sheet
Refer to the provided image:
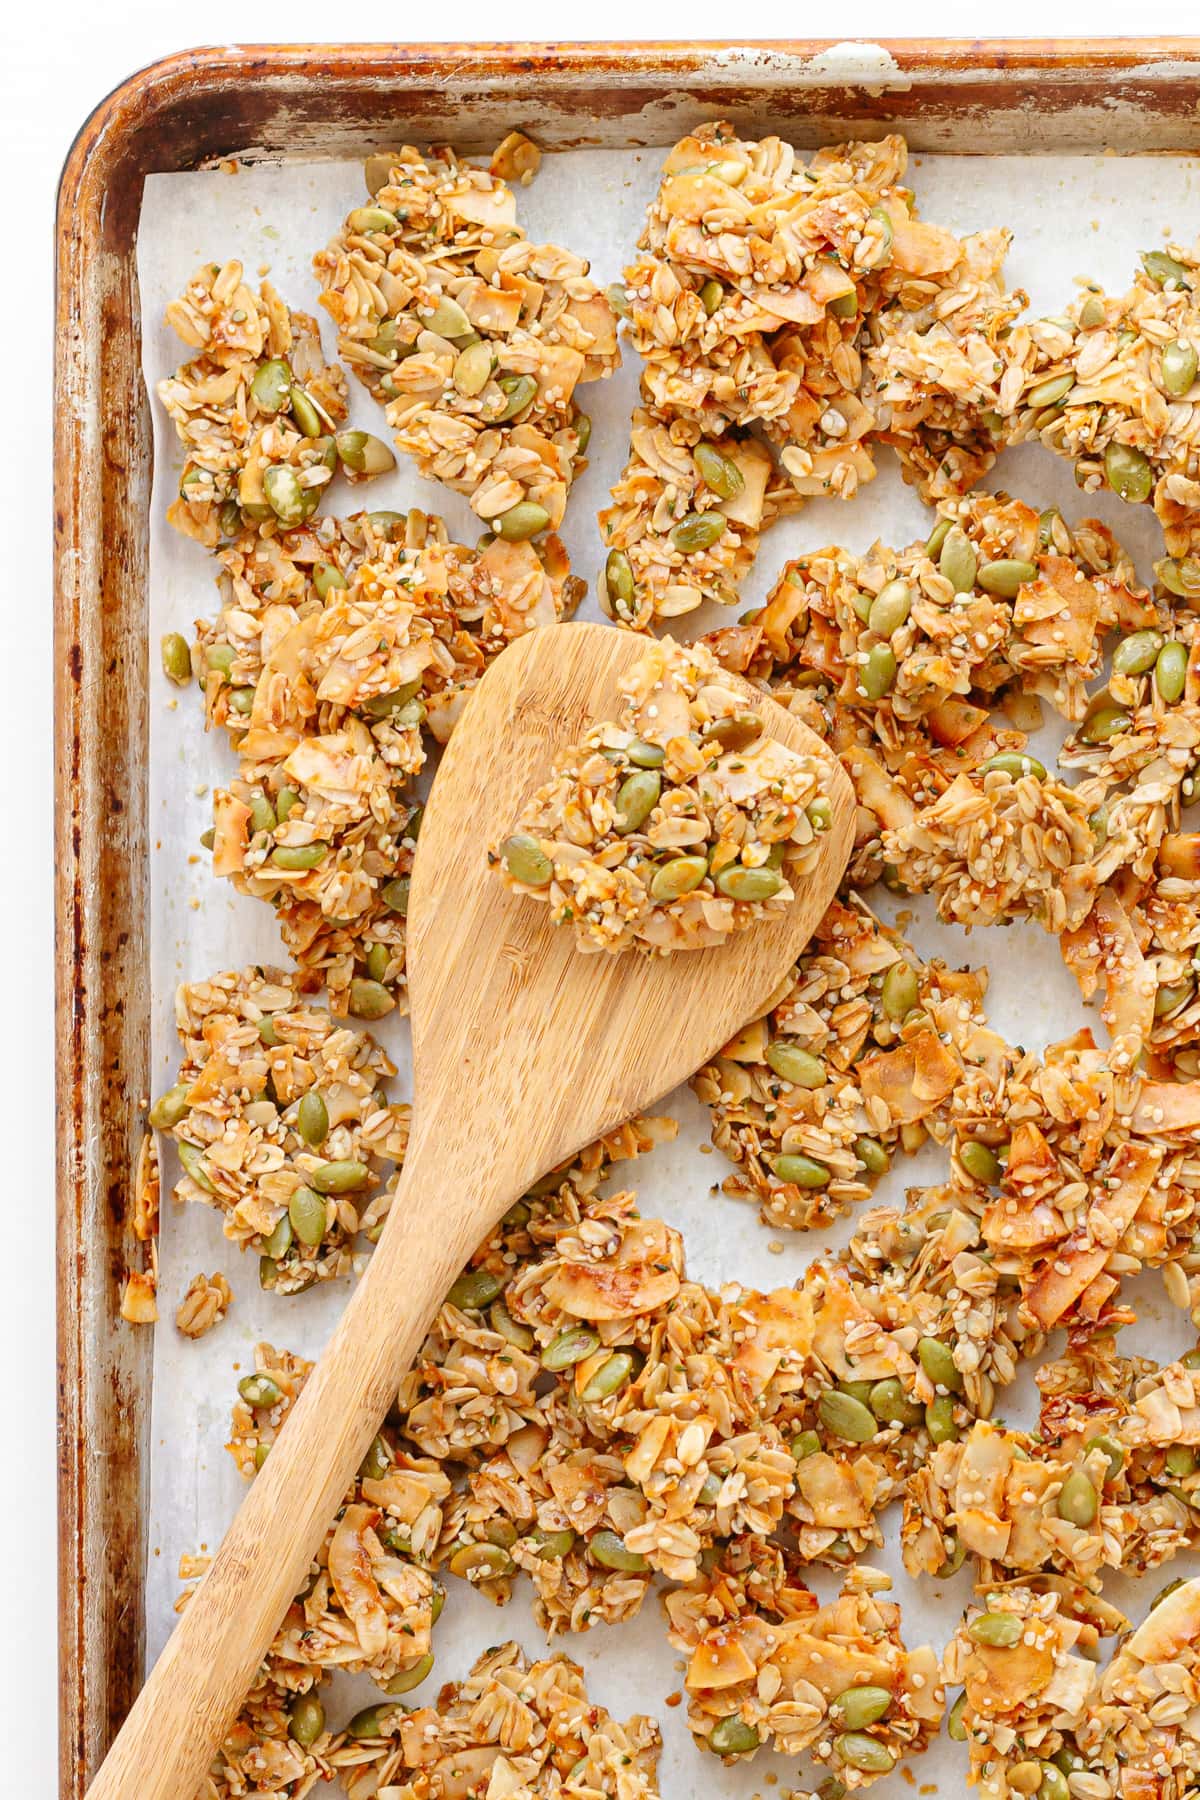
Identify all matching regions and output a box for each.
[137,143,1200,1795]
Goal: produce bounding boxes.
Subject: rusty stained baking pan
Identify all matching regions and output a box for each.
[53,37,1200,1800]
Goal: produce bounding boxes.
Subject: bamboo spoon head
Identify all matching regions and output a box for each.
[405,619,855,1203]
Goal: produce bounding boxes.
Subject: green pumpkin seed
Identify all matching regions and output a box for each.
[572,412,591,456]
[919,1336,963,1391]
[836,1733,895,1774]
[854,1136,890,1176]
[1105,442,1153,504]
[495,374,539,421]
[366,511,404,537]
[978,559,1037,598]
[614,770,661,833]
[488,1300,534,1351]
[860,643,897,700]
[161,632,192,685]
[715,865,784,902]
[529,1527,576,1559]
[773,1152,831,1188]
[708,1717,760,1757]
[924,519,952,557]
[1113,629,1164,675]
[289,1694,325,1747]
[361,680,421,721]
[765,1041,827,1088]
[289,1186,328,1248]
[1167,1445,1197,1476]
[1079,294,1107,329]
[1057,1469,1098,1526]
[868,580,912,637]
[262,1212,294,1260]
[581,1352,636,1402]
[1039,1764,1071,1800]
[383,1652,435,1696]
[939,525,978,593]
[1157,641,1189,703]
[936,1534,966,1577]
[309,1160,369,1195]
[496,501,551,542]
[542,1326,601,1370]
[276,787,299,821]
[869,1378,923,1426]
[849,588,874,623]
[968,1609,1023,1647]
[347,204,398,234]
[228,686,255,716]
[445,1268,504,1312]
[818,1781,848,1800]
[419,295,473,340]
[605,549,635,610]
[589,1529,649,1572]
[841,1379,874,1405]
[947,1691,968,1742]
[288,389,325,438]
[827,286,858,318]
[251,357,293,413]
[1080,705,1131,745]
[833,1687,892,1731]
[149,1083,192,1130]
[625,738,665,769]
[262,466,313,527]
[818,1389,877,1443]
[792,1429,821,1460]
[672,510,727,555]
[450,1540,515,1582]
[1026,372,1076,410]
[1086,1434,1126,1482]
[605,282,631,318]
[881,961,918,1020]
[347,1704,396,1741]
[650,855,709,902]
[1157,556,1200,599]
[1156,979,1195,1019]
[698,278,723,315]
[960,1140,1001,1184]
[694,442,745,501]
[294,1091,329,1148]
[247,792,276,835]
[381,876,410,914]
[334,430,396,476]
[348,978,393,1020]
[866,205,895,266]
[358,1433,391,1481]
[1162,340,1199,398]
[1183,1349,1200,1369]
[238,1374,283,1408]
[807,798,833,832]
[365,943,389,984]
[979,752,1047,781]
[702,711,762,752]
[1143,250,1191,288]
[178,1141,216,1194]
[450,339,494,397]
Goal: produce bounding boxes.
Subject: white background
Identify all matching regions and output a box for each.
[7,7,1200,1794]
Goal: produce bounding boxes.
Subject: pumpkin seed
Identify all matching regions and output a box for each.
[702,711,762,752]
[926,1397,959,1444]
[715,865,783,901]
[453,340,494,397]
[1167,1444,1197,1476]
[650,855,708,902]
[238,1374,282,1408]
[488,1300,533,1350]
[1085,1434,1126,1481]
[832,1688,892,1731]
[294,1091,329,1148]
[924,519,952,557]
[581,1352,636,1402]
[672,511,727,554]
[1057,1469,1098,1526]
[818,1389,877,1443]
[854,1136,890,1176]
[359,1434,391,1481]
[496,501,551,542]
[345,1705,394,1741]
[572,412,591,455]
[1162,340,1199,397]
[772,1152,831,1190]
[1026,372,1075,409]
[448,1541,513,1580]
[765,1041,826,1088]
[348,978,393,1019]
[149,1083,191,1130]
[978,559,1037,598]
[1039,1764,1071,1800]
[528,1527,576,1558]
[968,1609,1022,1647]
[947,1691,968,1742]
[605,549,635,610]
[161,633,192,685]
[495,373,538,421]
[447,1268,504,1311]
[836,1734,895,1775]
[936,1535,966,1577]
[807,798,833,832]
[1143,250,1191,288]
[792,1429,821,1460]
[979,752,1047,781]
[694,442,745,500]
[334,431,396,476]
[960,1140,1001,1184]
[1157,556,1200,599]
[1105,442,1153,504]
[881,961,918,1020]
[868,580,912,636]
[381,876,410,914]
[288,1186,327,1248]
[708,1717,761,1757]
[347,204,398,234]
[698,278,723,315]
[939,525,978,593]
[625,739,665,769]
[384,1653,434,1695]
[1113,629,1164,675]
[250,357,293,413]
[605,282,631,318]
[289,1694,325,1748]
[869,1378,923,1426]
[1157,641,1189,703]
[1080,705,1131,745]
[288,389,324,438]
[860,643,896,700]
[310,1160,369,1194]
[865,205,895,265]
[501,834,552,886]
[542,1326,601,1370]
[263,466,313,528]
[918,1335,963,1391]
[419,295,473,340]
[178,1141,216,1194]
[589,1529,648,1572]
[615,770,661,833]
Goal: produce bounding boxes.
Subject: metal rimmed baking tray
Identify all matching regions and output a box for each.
[54,38,1200,1800]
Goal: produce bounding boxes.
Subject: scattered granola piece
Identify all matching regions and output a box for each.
[175,1271,233,1338]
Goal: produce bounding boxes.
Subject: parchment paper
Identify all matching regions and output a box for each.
[137,145,1200,1795]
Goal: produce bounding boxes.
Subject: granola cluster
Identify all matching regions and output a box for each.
[314,144,621,535]
[599,125,1024,624]
[494,636,831,952]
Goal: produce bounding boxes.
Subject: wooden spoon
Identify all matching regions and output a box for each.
[86,620,854,1800]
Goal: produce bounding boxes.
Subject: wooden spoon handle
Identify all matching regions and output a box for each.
[85,1135,487,1800]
